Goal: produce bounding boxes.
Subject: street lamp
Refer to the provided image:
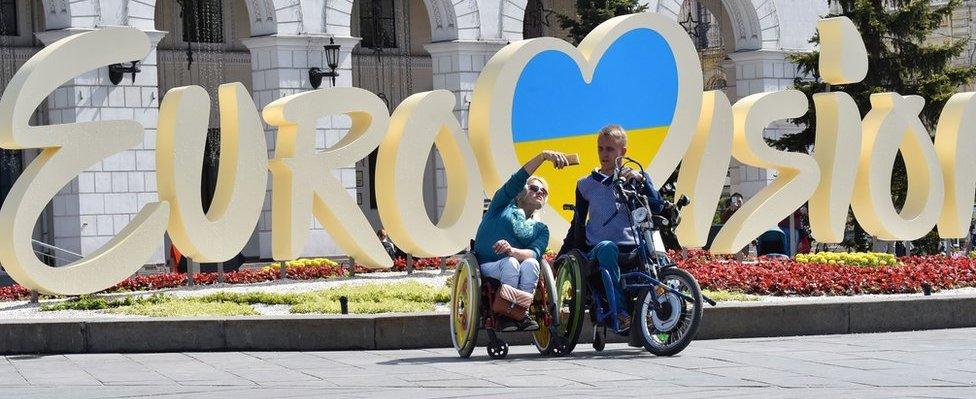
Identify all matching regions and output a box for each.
[309,37,341,89]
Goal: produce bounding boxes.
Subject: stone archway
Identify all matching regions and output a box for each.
[497,0,775,48]
[647,0,774,51]
[41,0,285,37]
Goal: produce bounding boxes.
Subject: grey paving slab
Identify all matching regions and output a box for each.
[4,328,976,397]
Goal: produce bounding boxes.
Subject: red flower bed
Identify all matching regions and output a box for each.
[105,265,346,294]
[0,285,31,301]
[14,251,971,300]
[677,253,976,296]
[387,256,458,272]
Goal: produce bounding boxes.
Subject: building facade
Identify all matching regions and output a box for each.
[0,0,888,267]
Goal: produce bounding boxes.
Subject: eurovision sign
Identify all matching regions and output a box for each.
[1,13,974,295]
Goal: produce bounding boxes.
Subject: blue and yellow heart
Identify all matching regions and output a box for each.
[512,28,680,221]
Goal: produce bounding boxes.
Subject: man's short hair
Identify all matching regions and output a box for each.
[598,124,628,146]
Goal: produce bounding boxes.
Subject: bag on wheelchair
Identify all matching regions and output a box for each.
[491,284,533,320]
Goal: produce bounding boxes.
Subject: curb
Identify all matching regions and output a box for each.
[1,295,974,354]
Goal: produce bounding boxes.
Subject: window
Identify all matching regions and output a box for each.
[0,0,18,36]
[368,150,378,209]
[201,128,220,212]
[523,0,545,39]
[0,149,22,206]
[359,0,396,49]
[181,0,224,43]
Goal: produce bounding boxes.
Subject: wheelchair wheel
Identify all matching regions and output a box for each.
[636,267,703,356]
[450,253,481,358]
[531,259,559,355]
[551,251,585,355]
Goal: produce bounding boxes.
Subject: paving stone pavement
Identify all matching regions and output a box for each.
[3,328,976,398]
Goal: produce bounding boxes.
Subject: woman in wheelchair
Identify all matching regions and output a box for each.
[472,150,570,332]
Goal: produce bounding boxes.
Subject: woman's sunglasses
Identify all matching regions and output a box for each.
[527,184,548,197]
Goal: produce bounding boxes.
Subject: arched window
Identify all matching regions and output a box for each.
[360,0,397,49]
[181,0,224,43]
[523,0,545,39]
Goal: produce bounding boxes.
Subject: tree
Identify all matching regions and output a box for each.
[771,0,976,253]
[557,0,648,45]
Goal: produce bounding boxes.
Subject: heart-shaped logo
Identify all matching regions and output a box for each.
[470,13,702,241]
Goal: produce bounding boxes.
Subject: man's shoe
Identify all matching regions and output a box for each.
[498,318,518,332]
[518,318,540,331]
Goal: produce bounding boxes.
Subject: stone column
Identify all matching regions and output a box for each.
[35,28,167,266]
[241,35,361,259]
[424,40,507,215]
[724,50,803,199]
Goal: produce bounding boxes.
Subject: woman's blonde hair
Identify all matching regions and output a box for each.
[515,175,548,221]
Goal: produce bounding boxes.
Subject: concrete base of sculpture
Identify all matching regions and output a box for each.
[0,294,973,354]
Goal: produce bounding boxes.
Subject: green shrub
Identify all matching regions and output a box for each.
[290,298,436,314]
[197,291,310,305]
[308,281,450,303]
[40,294,168,311]
[109,300,257,317]
[41,281,451,316]
[701,289,760,302]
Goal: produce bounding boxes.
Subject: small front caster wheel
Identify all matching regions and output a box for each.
[593,328,605,352]
[487,341,509,359]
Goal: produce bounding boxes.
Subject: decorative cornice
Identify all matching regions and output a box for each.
[241,35,361,51]
[423,40,507,56]
[36,28,169,47]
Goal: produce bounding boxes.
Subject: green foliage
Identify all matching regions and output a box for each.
[110,300,258,317]
[198,291,309,305]
[701,289,760,302]
[910,229,942,255]
[557,0,648,45]
[40,294,168,311]
[310,281,450,303]
[290,298,436,314]
[41,282,451,317]
[200,282,450,305]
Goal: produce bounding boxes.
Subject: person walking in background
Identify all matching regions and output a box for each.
[377,229,402,259]
[720,193,743,224]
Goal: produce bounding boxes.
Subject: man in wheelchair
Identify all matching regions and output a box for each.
[557,125,666,334]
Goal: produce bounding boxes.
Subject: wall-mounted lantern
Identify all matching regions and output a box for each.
[308,37,341,89]
[108,61,141,85]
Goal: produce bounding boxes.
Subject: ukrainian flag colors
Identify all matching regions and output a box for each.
[511,29,681,221]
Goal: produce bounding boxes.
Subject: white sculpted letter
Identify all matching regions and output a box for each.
[376,91,483,256]
[674,91,733,247]
[808,93,862,243]
[263,87,393,268]
[0,28,169,295]
[156,83,268,262]
[710,90,820,254]
[807,16,868,243]
[935,92,976,238]
[851,94,944,240]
